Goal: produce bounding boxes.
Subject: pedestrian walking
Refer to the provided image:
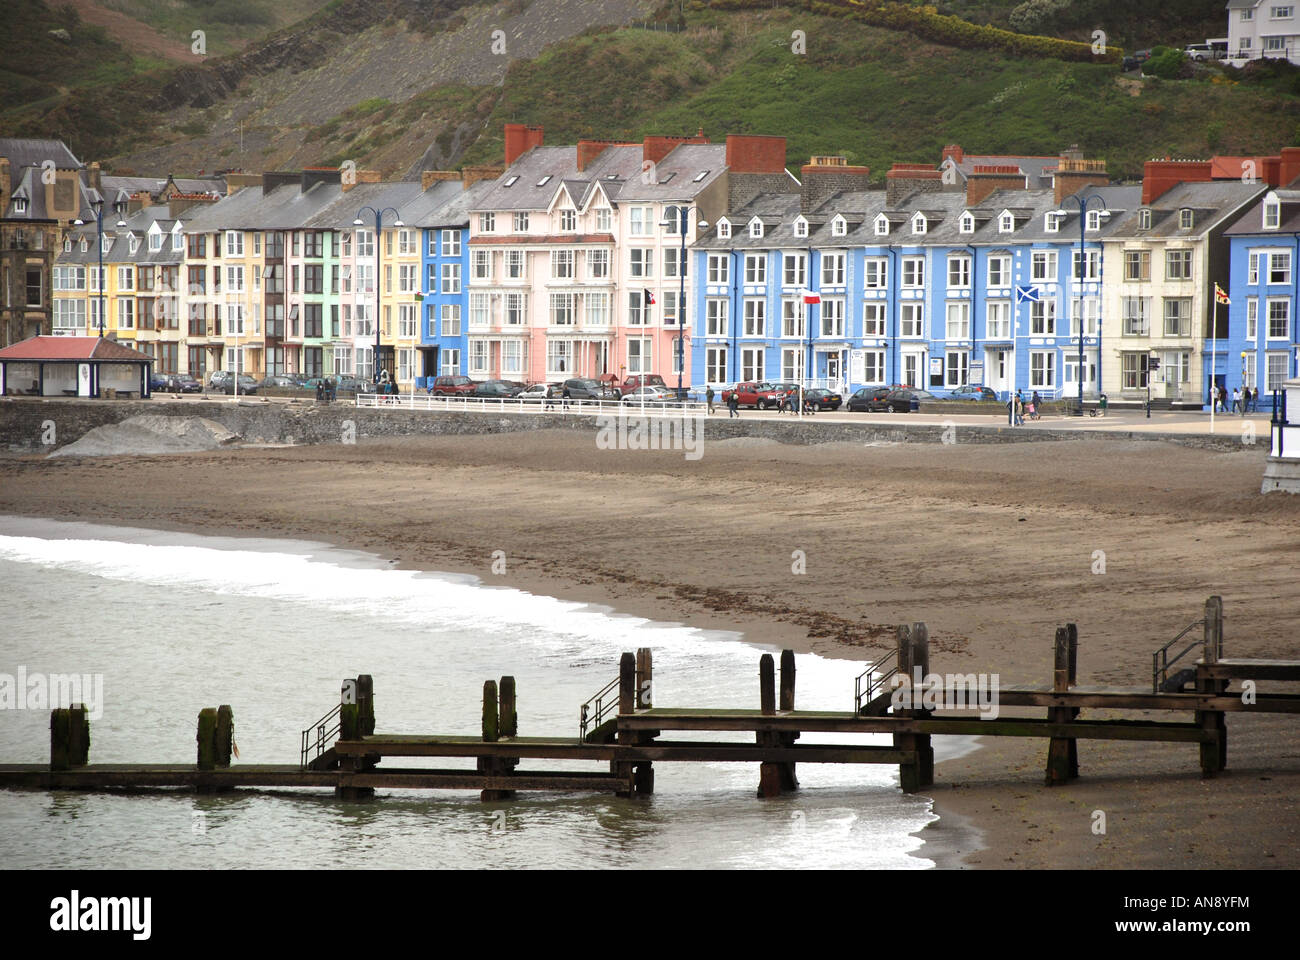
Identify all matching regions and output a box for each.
[1013,390,1025,426]
[727,389,740,418]
[1247,387,1257,413]
[561,385,572,412]
[706,385,715,415]
[1232,386,1242,413]
[1098,392,1108,417]
[315,379,324,403]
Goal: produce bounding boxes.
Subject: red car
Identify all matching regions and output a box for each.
[722,381,784,410]
[429,375,477,396]
[620,374,669,396]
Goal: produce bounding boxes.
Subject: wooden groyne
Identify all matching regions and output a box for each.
[3,597,1297,799]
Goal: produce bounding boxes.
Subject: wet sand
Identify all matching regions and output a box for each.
[2,429,1297,868]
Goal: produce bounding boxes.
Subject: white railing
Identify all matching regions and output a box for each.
[355,393,708,418]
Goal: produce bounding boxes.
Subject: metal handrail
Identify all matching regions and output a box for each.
[578,675,622,742]
[1151,619,1206,693]
[854,649,899,713]
[299,701,343,771]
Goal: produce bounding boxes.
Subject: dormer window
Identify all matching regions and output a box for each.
[149,232,162,251]
[793,218,808,238]
[128,235,139,254]
[79,237,88,253]
[101,235,112,255]
[1138,208,1152,230]
[911,213,927,235]
[1045,212,1061,233]
[717,220,731,240]
[831,215,847,237]
[874,214,890,237]
[999,211,1015,233]
[1179,208,1194,229]
[1086,209,1103,231]
[63,237,72,253]
[959,211,975,234]
[1263,194,1281,230]
[749,219,764,239]
[12,195,27,215]
[172,231,183,251]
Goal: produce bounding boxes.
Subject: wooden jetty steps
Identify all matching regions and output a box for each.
[3,596,1299,800]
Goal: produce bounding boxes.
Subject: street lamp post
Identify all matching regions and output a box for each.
[73,193,125,339]
[1052,194,1110,416]
[660,205,707,401]
[353,206,403,392]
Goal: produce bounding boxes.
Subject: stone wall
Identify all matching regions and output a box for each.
[0,397,1256,455]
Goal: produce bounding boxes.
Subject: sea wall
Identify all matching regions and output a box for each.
[0,397,1251,454]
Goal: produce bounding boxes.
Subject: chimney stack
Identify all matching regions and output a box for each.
[421,170,460,191]
[88,161,102,193]
[966,165,1027,206]
[0,157,11,205]
[886,163,943,207]
[799,155,870,213]
[1281,147,1300,187]
[1142,158,1213,205]
[942,144,965,166]
[643,132,710,169]
[577,139,634,172]
[1054,146,1109,204]
[504,123,544,167]
[340,169,381,193]
[724,135,787,174]
[461,165,504,189]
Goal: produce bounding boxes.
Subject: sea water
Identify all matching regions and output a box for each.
[0,516,948,869]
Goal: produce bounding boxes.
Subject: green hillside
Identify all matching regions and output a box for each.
[453,4,1300,179]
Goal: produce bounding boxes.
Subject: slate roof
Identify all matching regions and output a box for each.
[1107,180,1267,240]
[60,206,185,265]
[1225,176,1300,235]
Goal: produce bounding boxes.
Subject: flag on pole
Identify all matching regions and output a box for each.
[802,290,821,305]
[643,288,656,305]
[1015,284,1040,305]
[1214,283,1231,305]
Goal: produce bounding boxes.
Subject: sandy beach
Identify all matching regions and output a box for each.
[2,428,1297,868]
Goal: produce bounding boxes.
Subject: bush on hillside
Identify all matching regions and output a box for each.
[1143,46,1191,80]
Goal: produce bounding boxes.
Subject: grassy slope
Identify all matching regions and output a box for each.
[934,0,1228,51]
[455,7,1300,179]
[100,0,335,56]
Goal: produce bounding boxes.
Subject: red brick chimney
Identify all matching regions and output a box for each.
[340,169,381,194]
[966,164,1026,206]
[577,139,634,172]
[1281,147,1300,188]
[725,135,787,174]
[1142,158,1212,205]
[504,124,544,167]
[886,162,943,207]
[1054,149,1109,204]
[643,132,711,168]
[942,144,965,166]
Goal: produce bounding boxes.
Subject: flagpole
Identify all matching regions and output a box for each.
[1210,293,1218,433]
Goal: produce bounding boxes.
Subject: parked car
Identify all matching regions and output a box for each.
[471,380,524,398]
[846,386,893,412]
[174,374,203,393]
[800,388,843,411]
[208,371,259,395]
[1121,48,1152,72]
[516,383,555,402]
[149,373,177,392]
[622,385,673,404]
[620,373,669,395]
[259,374,301,390]
[561,378,620,400]
[722,381,783,409]
[883,388,938,412]
[333,376,373,393]
[1184,42,1222,61]
[949,385,999,402]
[428,375,477,396]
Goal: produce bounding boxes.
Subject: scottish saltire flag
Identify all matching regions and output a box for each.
[1015,285,1040,305]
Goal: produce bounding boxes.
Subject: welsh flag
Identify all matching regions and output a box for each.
[802,290,821,305]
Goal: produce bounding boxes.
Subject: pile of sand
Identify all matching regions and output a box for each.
[47,416,241,458]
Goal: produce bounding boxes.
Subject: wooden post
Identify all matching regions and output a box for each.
[911,623,934,788]
[636,648,653,710]
[1066,623,1079,778]
[336,677,373,801]
[49,706,89,771]
[196,708,217,772]
[481,680,499,743]
[894,624,920,793]
[499,676,517,738]
[759,654,776,715]
[1045,627,1075,785]
[1197,596,1227,775]
[757,653,780,797]
[215,705,233,767]
[614,653,637,796]
[356,674,375,736]
[777,649,799,791]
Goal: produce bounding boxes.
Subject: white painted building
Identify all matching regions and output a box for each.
[1226,0,1300,64]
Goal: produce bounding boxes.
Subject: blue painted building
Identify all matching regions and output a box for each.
[1223,185,1300,407]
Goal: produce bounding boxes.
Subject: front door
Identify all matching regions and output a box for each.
[901,352,922,389]
[986,349,1011,396]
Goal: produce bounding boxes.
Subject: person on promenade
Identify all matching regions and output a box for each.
[1232,386,1241,413]
[1098,392,1108,417]
[1032,390,1042,412]
[315,379,324,403]
[706,385,715,415]
[561,384,571,412]
[1248,387,1257,413]
[727,389,740,418]
[1014,390,1025,426]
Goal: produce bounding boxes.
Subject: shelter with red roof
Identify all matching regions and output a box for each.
[0,335,153,398]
